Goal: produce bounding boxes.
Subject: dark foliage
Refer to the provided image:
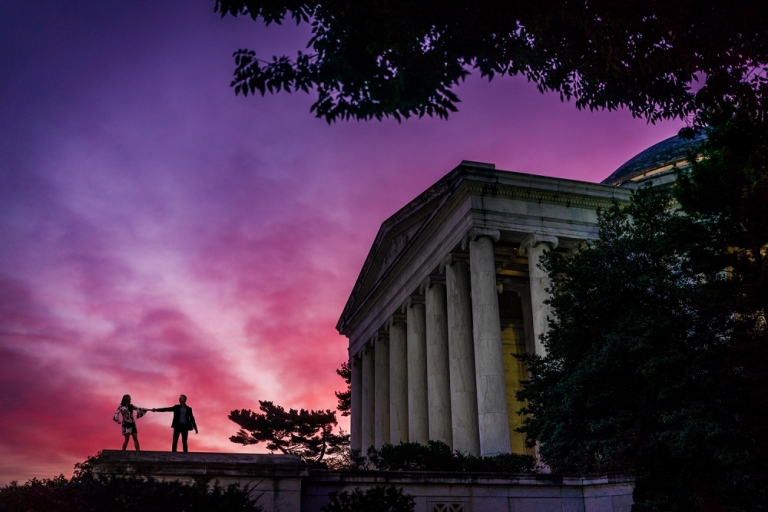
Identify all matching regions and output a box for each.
[0,454,262,512]
[321,486,414,512]
[516,188,768,511]
[677,116,768,323]
[229,401,348,464]
[214,0,768,124]
[211,3,768,509]
[670,117,768,512]
[335,361,351,417]
[363,441,536,473]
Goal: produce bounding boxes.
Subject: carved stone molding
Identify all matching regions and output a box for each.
[439,252,469,274]
[461,227,501,251]
[372,329,389,344]
[464,180,626,209]
[517,234,559,256]
[401,295,425,312]
[387,314,407,329]
[419,275,446,294]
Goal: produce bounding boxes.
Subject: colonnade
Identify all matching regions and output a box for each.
[349,229,558,457]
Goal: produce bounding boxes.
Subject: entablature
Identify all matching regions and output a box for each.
[339,163,631,354]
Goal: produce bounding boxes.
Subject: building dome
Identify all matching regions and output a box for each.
[602,132,707,186]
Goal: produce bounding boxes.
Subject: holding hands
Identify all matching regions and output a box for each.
[148,407,198,433]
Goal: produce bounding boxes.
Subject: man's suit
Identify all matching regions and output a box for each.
[155,404,197,452]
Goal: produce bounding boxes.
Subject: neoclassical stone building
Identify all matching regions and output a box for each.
[337,135,700,458]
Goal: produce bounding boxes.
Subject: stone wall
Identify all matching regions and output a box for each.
[92,451,307,512]
[92,451,633,512]
[303,470,634,512]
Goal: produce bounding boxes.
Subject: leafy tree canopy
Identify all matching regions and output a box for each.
[677,115,768,311]
[517,186,768,511]
[229,401,348,464]
[0,454,262,512]
[214,0,768,123]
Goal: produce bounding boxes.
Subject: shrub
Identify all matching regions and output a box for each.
[364,441,536,473]
[321,486,413,512]
[0,454,262,512]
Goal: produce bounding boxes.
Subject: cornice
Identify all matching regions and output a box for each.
[337,165,630,337]
[463,180,628,209]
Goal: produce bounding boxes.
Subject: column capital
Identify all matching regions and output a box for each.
[401,295,425,312]
[419,275,446,294]
[372,328,389,344]
[439,252,469,273]
[461,227,501,250]
[517,234,559,256]
[387,313,407,329]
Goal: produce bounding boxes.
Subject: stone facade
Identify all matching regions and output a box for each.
[92,451,634,512]
[93,451,307,512]
[337,161,632,457]
[304,470,634,512]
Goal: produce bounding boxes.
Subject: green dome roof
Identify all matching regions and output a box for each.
[602,133,706,186]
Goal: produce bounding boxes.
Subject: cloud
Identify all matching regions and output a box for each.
[0,0,684,485]
[0,272,280,485]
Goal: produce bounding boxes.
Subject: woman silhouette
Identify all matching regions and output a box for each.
[113,394,148,451]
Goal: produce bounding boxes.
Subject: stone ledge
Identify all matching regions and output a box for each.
[306,469,634,487]
[93,450,308,479]
[89,452,634,512]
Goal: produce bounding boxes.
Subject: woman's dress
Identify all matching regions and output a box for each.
[113,404,148,435]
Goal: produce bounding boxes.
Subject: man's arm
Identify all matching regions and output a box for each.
[153,406,175,412]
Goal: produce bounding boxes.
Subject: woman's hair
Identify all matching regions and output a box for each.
[121,395,131,407]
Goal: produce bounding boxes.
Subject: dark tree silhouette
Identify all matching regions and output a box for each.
[229,401,348,464]
[0,454,262,512]
[517,188,768,511]
[322,486,414,512]
[214,0,767,125]
[214,3,768,507]
[335,361,351,417]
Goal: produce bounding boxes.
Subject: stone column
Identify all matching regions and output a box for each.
[350,355,363,452]
[421,276,453,447]
[389,315,409,444]
[442,255,481,455]
[405,296,429,444]
[361,344,375,452]
[466,227,511,456]
[504,282,536,357]
[518,234,559,357]
[374,331,390,448]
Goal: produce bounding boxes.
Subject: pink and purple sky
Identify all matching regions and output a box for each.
[0,1,684,484]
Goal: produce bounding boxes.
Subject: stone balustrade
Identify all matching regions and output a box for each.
[92,451,634,512]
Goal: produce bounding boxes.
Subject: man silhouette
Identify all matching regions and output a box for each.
[152,395,198,452]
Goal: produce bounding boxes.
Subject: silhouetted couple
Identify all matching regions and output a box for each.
[113,394,198,452]
[152,395,199,452]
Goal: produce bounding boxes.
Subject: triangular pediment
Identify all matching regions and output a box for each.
[337,167,466,333]
[337,161,628,337]
[367,202,439,292]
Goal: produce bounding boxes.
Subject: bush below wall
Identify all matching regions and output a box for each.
[358,441,537,473]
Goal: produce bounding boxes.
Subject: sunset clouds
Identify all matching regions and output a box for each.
[0,0,683,484]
